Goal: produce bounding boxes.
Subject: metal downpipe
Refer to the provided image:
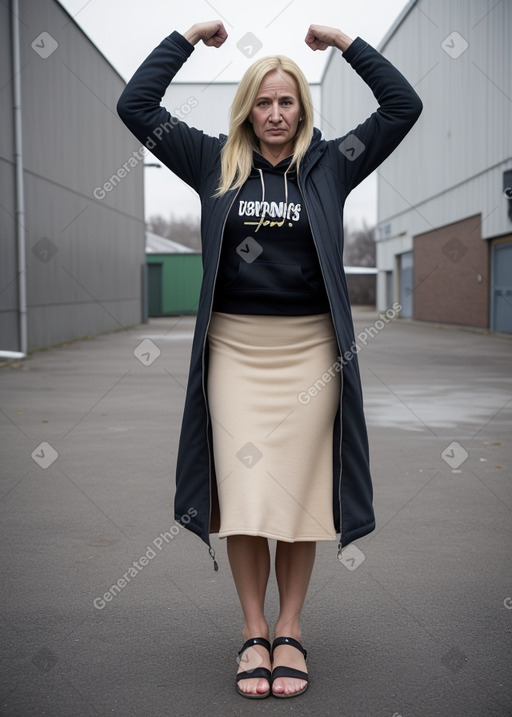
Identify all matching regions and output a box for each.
[1,0,28,359]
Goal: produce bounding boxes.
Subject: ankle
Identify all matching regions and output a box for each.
[242,622,269,642]
[274,621,301,640]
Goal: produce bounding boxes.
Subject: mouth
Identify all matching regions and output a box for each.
[267,128,285,133]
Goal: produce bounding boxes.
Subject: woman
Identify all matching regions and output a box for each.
[117,20,422,699]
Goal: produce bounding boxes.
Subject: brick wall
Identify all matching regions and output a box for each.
[413,215,489,328]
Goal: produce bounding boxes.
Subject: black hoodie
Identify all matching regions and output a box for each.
[212,152,330,314]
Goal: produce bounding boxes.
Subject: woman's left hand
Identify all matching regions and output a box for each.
[305,25,353,53]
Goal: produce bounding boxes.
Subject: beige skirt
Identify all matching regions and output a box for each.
[206,311,341,542]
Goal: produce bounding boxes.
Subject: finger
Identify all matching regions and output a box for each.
[213,25,227,44]
[213,21,228,40]
[210,32,227,47]
[304,33,316,49]
[203,23,227,47]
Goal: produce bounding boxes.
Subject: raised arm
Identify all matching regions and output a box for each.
[116,22,228,192]
[305,24,423,193]
[305,24,354,53]
[182,21,228,47]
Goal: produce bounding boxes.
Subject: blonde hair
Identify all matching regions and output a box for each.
[214,55,314,197]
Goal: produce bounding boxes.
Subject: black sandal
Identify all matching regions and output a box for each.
[270,636,309,698]
[235,637,271,699]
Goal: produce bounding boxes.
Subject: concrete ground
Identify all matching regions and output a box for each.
[0,308,511,716]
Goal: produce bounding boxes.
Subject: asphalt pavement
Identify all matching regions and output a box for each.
[1,308,511,716]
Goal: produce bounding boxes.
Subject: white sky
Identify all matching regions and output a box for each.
[58,0,411,227]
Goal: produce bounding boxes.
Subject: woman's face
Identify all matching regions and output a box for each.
[248,70,302,156]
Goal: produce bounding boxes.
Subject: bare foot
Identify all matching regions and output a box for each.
[271,639,308,697]
[237,641,271,696]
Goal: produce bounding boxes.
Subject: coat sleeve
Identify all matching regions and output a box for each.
[331,36,423,194]
[116,31,220,193]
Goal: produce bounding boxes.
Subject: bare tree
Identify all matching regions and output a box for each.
[343,220,376,306]
[146,213,201,251]
[343,219,376,267]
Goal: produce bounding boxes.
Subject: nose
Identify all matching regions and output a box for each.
[269,100,282,123]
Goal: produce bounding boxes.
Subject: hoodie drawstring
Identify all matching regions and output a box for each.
[256,166,290,223]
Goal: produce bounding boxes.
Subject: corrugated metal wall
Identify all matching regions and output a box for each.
[376,0,511,241]
[0,0,145,352]
[319,32,383,227]
[320,0,511,318]
[320,44,377,141]
[374,0,511,315]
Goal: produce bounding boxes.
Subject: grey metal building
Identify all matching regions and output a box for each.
[1,0,145,356]
[320,0,511,332]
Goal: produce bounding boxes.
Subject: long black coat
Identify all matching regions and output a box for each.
[117,31,423,569]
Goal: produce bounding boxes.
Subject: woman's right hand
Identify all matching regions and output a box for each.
[183,21,228,48]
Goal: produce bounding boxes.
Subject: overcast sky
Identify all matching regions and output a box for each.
[58,0,411,227]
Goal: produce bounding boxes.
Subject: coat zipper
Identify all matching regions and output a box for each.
[201,187,242,571]
[297,172,345,560]
[336,370,344,560]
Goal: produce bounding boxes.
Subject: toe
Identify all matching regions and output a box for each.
[238,676,270,695]
[257,678,270,694]
[239,678,251,694]
[273,677,307,696]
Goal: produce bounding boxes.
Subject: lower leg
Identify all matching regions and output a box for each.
[272,540,316,695]
[275,540,315,637]
[227,535,271,695]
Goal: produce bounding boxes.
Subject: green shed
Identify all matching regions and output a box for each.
[146,232,203,316]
